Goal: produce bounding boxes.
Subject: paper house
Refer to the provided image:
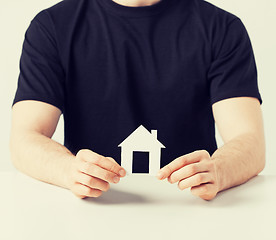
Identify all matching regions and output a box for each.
[118,125,165,175]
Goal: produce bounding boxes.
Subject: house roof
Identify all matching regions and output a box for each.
[118,125,165,149]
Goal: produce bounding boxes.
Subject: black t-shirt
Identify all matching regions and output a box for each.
[13,0,262,170]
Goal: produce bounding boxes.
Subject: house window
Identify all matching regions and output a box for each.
[132,151,149,173]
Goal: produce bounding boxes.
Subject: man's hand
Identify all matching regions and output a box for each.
[157,150,219,201]
[67,149,126,199]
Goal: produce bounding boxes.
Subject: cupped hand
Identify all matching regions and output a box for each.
[67,149,126,199]
[157,150,220,200]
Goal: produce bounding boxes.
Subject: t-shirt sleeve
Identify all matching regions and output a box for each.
[12,11,65,112]
[208,17,262,105]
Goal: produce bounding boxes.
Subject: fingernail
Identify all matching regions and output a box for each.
[157,171,164,180]
[119,169,125,177]
[113,176,120,183]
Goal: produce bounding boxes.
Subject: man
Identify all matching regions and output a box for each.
[10,0,265,200]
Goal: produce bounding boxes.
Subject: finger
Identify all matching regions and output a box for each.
[106,157,126,177]
[190,184,211,196]
[190,184,217,201]
[157,150,210,180]
[178,172,213,190]
[106,157,117,164]
[168,162,208,184]
[72,183,103,198]
[79,161,121,184]
[76,172,110,192]
[77,150,125,177]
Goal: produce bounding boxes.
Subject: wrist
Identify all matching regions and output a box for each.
[211,154,225,192]
[62,154,76,189]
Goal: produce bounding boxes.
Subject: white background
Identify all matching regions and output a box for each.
[0,0,275,174]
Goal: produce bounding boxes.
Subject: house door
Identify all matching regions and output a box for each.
[132,151,149,173]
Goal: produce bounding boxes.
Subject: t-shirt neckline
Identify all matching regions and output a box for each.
[97,0,176,18]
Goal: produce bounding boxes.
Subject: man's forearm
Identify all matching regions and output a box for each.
[10,130,265,194]
[10,130,75,189]
[212,133,265,192]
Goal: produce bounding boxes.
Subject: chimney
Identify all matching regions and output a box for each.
[151,130,157,139]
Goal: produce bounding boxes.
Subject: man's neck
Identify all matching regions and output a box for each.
[111,0,161,7]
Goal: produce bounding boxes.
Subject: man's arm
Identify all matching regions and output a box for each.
[157,97,265,200]
[211,97,265,191]
[10,100,73,188]
[10,101,125,198]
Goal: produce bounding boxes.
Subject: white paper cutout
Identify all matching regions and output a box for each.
[118,125,166,176]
